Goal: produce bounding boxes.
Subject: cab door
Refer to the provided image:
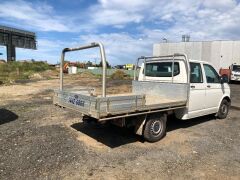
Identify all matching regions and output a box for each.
[188,62,206,118]
[203,64,223,113]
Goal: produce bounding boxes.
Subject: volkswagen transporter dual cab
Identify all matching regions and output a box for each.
[53,42,231,142]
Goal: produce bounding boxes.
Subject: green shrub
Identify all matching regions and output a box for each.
[0,61,54,84]
[110,70,130,80]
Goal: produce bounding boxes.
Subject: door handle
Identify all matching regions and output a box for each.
[190,85,195,88]
[207,85,211,88]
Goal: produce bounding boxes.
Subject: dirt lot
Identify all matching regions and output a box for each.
[230,83,240,108]
[0,75,240,180]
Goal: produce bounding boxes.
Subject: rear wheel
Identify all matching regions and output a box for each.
[217,99,230,119]
[143,113,167,142]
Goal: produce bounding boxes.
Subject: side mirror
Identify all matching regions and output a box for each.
[220,76,229,84]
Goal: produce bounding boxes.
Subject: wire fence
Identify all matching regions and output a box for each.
[77,68,139,77]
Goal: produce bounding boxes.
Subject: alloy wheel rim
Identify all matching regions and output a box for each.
[151,121,162,135]
[221,104,228,115]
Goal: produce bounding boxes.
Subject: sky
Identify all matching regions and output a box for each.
[0,0,240,65]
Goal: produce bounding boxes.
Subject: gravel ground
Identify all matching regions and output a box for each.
[230,83,240,108]
[0,78,240,180]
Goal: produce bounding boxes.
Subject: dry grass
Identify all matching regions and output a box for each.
[0,61,54,84]
[110,70,130,80]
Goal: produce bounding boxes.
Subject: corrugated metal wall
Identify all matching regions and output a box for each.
[153,41,240,70]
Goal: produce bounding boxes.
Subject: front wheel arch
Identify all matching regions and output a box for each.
[218,96,231,110]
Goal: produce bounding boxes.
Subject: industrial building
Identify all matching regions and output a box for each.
[153,40,240,70]
[0,25,37,62]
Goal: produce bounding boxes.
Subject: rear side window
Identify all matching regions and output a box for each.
[203,64,220,83]
[145,62,180,77]
[190,62,203,83]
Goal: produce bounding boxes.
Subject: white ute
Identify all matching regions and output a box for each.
[138,59,231,120]
[54,42,231,142]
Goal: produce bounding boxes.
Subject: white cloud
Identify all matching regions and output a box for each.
[78,32,161,65]
[16,38,104,63]
[202,0,237,10]
[99,0,152,10]
[1,0,239,39]
[88,0,202,26]
[90,9,143,26]
[16,39,65,62]
[88,0,157,27]
[0,0,72,32]
[87,0,240,40]
[2,0,240,65]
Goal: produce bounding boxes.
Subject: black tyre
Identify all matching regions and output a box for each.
[217,99,230,119]
[143,113,167,142]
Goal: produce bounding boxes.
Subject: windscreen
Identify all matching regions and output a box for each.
[145,62,180,77]
[232,65,240,71]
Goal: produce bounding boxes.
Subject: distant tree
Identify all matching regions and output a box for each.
[98,60,111,68]
[86,60,93,67]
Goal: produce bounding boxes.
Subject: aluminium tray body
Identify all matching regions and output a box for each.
[53,81,188,119]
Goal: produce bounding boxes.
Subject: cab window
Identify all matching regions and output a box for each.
[190,62,203,83]
[144,62,180,77]
[203,64,220,83]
